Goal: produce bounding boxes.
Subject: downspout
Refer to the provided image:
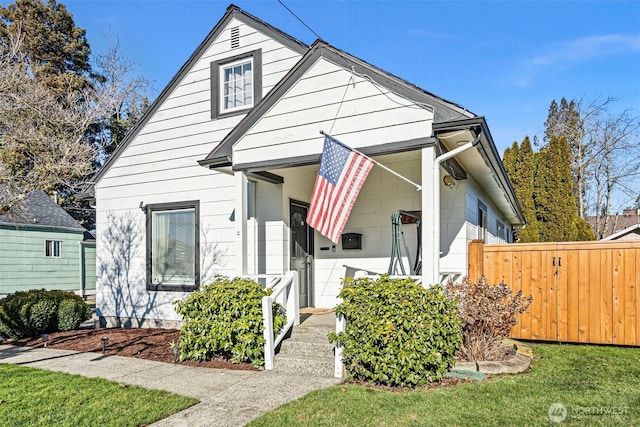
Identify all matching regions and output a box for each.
[431,133,481,285]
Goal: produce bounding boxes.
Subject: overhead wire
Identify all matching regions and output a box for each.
[277,0,323,41]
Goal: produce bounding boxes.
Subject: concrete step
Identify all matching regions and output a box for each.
[278,339,335,359]
[274,354,335,377]
[287,327,333,344]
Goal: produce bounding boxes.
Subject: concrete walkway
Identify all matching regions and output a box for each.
[0,344,342,426]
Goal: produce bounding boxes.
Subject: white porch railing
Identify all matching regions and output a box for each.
[260,270,299,370]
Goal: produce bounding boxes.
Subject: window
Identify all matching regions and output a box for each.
[146,201,200,291]
[211,49,262,119]
[478,201,488,242]
[222,58,253,111]
[45,240,61,257]
[497,220,506,243]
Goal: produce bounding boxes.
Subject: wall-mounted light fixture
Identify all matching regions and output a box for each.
[443,175,457,188]
[139,201,146,212]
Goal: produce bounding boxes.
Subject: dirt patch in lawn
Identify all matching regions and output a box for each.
[4,327,258,371]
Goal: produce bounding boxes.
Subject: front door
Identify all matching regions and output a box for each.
[290,200,313,308]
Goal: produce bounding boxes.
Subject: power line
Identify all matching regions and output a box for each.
[277,0,323,41]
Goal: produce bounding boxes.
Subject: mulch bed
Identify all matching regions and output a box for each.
[3,327,258,371]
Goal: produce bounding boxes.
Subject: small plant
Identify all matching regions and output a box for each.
[445,276,533,361]
[174,276,286,367]
[329,275,462,387]
[0,289,90,338]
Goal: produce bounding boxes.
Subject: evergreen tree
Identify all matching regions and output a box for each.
[543,98,589,217]
[0,0,92,95]
[502,141,519,178]
[534,135,578,241]
[514,137,539,242]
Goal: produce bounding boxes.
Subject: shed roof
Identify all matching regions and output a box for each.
[0,190,85,231]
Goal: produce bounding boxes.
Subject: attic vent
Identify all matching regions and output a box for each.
[231,26,240,49]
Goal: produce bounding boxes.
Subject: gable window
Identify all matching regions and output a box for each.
[146,201,200,292]
[478,200,488,242]
[211,49,262,119]
[45,240,61,257]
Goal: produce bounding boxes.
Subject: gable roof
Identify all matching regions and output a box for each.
[0,190,85,231]
[79,4,309,198]
[601,223,640,241]
[587,210,640,239]
[199,40,474,168]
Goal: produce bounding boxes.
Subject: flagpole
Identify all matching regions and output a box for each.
[320,131,422,191]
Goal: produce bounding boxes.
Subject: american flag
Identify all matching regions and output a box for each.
[307,135,374,243]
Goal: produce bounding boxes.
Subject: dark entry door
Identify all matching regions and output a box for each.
[290,200,313,308]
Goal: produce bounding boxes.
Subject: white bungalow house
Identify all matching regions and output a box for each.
[86,5,524,327]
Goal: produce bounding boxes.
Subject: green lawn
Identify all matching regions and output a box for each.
[0,364,198,426]
[249,343,640,426]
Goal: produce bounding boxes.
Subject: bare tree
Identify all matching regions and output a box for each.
[0,30,152,226]
[91,33,152,162]
[0,30,104,215]
[587,105,640,236]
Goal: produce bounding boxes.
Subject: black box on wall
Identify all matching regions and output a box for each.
[341,233,362,250]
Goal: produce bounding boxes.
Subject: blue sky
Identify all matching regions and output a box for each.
[63,0,640,155]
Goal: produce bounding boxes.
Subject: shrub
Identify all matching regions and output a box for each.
[0,290,91,338]
[174,276,286,367]
[57,298,91,331]
[445,276,533,361]
[329,275,462,387]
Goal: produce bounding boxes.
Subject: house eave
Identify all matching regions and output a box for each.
[433,117,526,226]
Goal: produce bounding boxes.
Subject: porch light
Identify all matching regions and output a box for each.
[101,337,109,354]
[443,175,457,188]
[41,334,48,348]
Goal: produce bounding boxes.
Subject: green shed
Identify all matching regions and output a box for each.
[0,191,96,297]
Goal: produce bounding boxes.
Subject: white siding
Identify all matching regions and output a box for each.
[95,18,303,324]
[233,58,434,166]
[273,155,423,308]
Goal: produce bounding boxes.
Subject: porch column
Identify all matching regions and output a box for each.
[234,171,248,276]
[421,145,438,286]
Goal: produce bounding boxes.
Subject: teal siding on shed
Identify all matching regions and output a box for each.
[0,225,89,294]
[81,242,97,292]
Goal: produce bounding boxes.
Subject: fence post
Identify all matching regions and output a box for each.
[262,295,275,370]
[468,239,485,282]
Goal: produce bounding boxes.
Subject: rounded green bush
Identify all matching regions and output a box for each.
[329,275,462,387]
[29,299,58,333]
[174,276,286,367]
[57,298,90,331]
[0,289,90,338]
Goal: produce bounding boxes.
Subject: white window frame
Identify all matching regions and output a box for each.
[496,220,506,243]
[220,57,254,114]
[478,200,488,242]
[210,49,262,119]
[45,240,61,257]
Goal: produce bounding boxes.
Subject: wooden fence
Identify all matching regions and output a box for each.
[468,239,640,346]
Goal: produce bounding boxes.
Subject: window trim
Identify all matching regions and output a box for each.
[478,200,488,242]
[146,200,200,292]
[45,240,61,258]
[496,219,506,243]
[211,49,262,120]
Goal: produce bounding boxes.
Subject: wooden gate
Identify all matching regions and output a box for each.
[468,240,640,346]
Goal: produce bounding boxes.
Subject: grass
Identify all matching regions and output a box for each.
[0,364,198,426]
[249,343,640,426]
